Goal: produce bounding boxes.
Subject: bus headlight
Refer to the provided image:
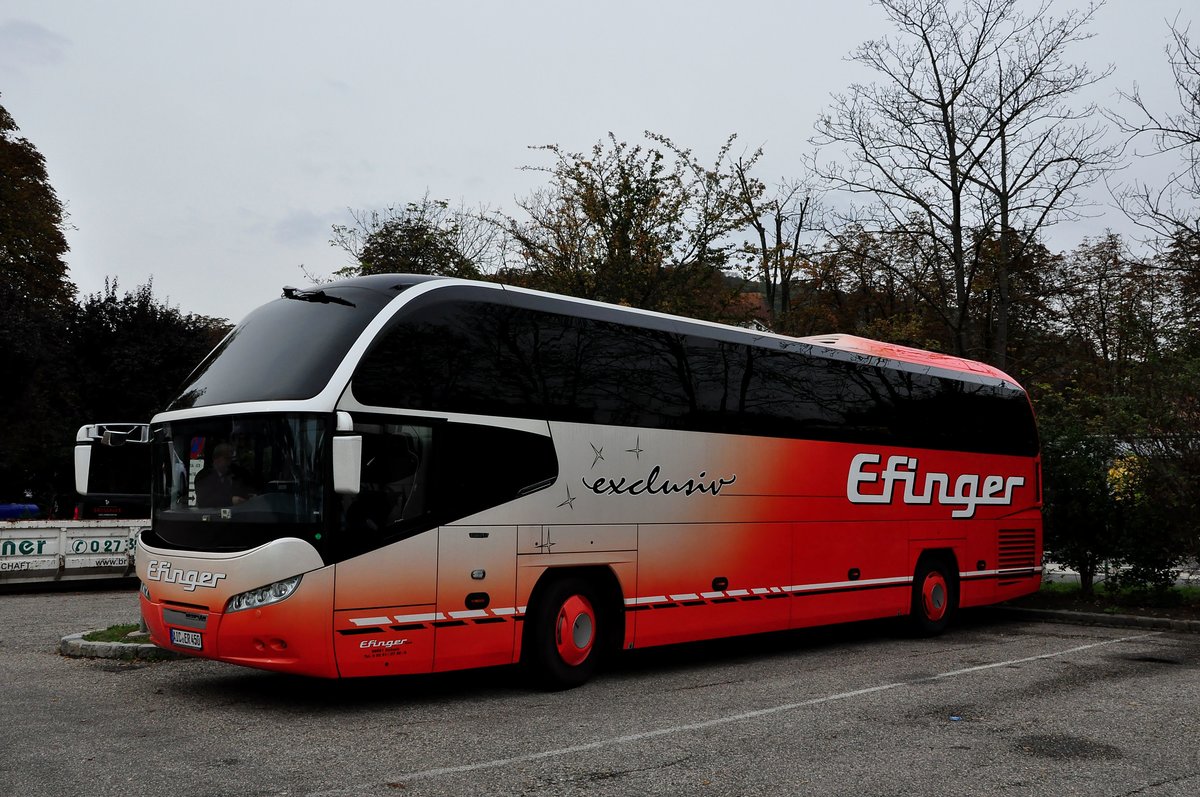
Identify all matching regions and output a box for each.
[225,576,302,613]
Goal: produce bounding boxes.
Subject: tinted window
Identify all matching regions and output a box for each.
[351,293,1038,456]
[339,417,557,559]
[151,413,328,553]
[434,422,559,518]
[353,298,703,428]
[85,440,150,495]
[169,284,405,410]
[77,439,152,519]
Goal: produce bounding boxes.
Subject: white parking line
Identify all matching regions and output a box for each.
[311,631,1159,794]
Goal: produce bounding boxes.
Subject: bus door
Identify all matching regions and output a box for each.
[332,531,439,678]
[433,526,518,672]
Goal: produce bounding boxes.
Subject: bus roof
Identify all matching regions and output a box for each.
[307,276,1016,383]
[797,333,1018,384]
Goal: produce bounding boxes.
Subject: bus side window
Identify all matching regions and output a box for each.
[343,425,433,547]
[383,428,427,523]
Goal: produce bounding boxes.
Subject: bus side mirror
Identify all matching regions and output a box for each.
[74,444,92,496]
[332,436,362,495]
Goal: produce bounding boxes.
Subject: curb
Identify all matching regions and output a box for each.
[59,631,187,661]
[991,606,1200,634]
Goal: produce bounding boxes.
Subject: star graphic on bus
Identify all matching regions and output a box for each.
[626,436,644,460]
[557,485,576,510]
[590,443,604,468]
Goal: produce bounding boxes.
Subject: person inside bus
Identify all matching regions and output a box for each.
[194,443,254,506]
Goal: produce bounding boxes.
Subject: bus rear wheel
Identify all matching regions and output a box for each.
[524,576,603,690]
[910,557,957,636]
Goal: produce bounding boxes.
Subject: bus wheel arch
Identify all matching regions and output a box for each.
[522,566,624,690]
[910,549,959,636]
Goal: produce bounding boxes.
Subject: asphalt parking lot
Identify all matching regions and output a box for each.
[1,586,1197,797]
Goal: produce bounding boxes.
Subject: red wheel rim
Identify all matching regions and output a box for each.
[922,572,948,622]
[554,594,595,666]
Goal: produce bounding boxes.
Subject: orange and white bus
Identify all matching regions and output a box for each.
[131,274,1042,688]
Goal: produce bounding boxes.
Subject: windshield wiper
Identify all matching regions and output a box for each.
[281,286,355,307]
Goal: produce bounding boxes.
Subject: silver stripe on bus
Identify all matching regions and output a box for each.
[782,575,913,593]
[348,567,997,630]
[392,612,443,624]
[349,616,391,627]
[958,566,1044,579]
[625,595,669,606]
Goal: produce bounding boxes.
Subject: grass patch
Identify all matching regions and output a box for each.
[1014,581,1200,619]
[83,623,151,643]
[1036,581,1081,598]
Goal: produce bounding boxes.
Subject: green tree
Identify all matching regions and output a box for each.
[1164,230,1200,351]
[1108,441,1199,592]
[330,195,497,279]
[1051,234,1169,398]
[971,230,1061,378]
[498,132,752,322]
[1038,234,1197,591]
[804,223,952,348]
[1038,388,1125,595]
[0,97,76,508]
[69,279,230,424]
[1100,19,1200,587]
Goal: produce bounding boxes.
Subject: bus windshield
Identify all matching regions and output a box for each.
[168,278,418,411]
[151,414,328,552]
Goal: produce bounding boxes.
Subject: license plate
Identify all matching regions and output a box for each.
[170,628,203,650]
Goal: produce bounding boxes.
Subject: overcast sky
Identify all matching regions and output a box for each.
[1,1,1193,324]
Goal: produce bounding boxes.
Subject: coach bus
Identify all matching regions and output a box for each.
[74,423,152,520]
[129,274,1042,688]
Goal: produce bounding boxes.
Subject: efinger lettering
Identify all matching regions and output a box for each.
[847,453,1025,519]
[144,559,227,592]
[359,638,409,649]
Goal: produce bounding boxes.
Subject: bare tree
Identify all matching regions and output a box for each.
[733,156,827,332]
[1110,17,1200,247]
[813,0,1113,364]
[964,2,1116,366]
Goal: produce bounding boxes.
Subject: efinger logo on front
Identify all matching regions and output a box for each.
[846,453,1025,519]
[144,559,228,592]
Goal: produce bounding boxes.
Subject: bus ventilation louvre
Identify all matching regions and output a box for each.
[998,528,1038,586]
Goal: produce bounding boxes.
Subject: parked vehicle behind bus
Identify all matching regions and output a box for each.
[73,423,151,520]
[111,275,1042,688]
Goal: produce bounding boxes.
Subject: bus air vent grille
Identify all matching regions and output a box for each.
[998,528,1037,585]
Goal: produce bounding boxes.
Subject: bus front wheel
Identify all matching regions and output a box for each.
[910,557,957,635]
[524,576,602,690]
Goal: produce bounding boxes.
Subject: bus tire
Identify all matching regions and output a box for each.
[910,556,957,636]
[524,575,603,690]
